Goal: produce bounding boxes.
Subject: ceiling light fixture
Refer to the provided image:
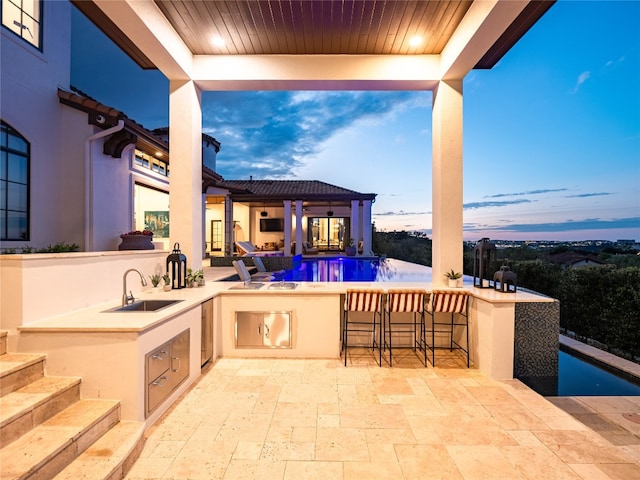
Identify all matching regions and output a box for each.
[409,35,423,47]
[212,36,225,48]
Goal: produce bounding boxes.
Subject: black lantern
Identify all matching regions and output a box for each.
[493,266,517,293]
[472,237,496,288]
[166,242,187,289]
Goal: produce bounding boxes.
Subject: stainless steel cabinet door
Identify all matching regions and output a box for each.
[236,312,265,347]
[235,311,291,348]
[263,312,291,347]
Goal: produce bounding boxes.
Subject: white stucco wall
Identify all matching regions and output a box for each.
[0,1,72,250]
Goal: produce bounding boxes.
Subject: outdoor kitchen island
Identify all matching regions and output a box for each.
[15,275,555,425]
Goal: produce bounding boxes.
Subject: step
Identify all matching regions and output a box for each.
[0,398,120,480]
[0,353,46,397]
[1,376,82,446]
[54,421,145,480]
[0,331,7,355]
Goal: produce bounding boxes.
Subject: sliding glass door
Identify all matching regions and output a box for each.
[308,217,349,251]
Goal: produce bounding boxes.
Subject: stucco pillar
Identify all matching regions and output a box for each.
[169,80,202,268]
[432,80,463,286]
[350,200,360,252]
[224,197,234,256]
[362,200,373,255]
[283,200,292,254]
[295,200,303,255]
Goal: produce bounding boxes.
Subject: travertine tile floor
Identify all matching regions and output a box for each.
[125,349,640,480]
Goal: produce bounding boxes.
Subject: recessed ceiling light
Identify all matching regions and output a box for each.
[409,35,423,47]
[212,36,225,47]
[155,151,163,157]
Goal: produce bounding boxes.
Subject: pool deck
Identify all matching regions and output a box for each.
[124,349,640,480]
[548,335,640,450]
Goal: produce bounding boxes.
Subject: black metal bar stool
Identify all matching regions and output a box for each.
[342,289,384,366]
[383,289,428,367]
[425,290,471,367]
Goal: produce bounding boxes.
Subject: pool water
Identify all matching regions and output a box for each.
[521,348,640,397]
[557,348,640,396]
[281,257,433,282]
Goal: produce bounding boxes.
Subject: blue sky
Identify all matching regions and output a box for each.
[71,1,640,242]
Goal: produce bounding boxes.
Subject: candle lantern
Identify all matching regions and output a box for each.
[493,266,517,293]
[166,242,187,289]
[472,237,496,288]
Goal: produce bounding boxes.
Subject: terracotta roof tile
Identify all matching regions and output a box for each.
[219,180,375,200]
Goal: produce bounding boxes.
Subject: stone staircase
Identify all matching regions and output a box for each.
[0,331,144,480]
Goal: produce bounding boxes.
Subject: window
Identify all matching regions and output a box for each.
[2,0,42,50]
[134,149,169,177]
[1,121,30,241]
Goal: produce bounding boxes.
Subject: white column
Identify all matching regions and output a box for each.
[169,80,203,269]
[362,200,373,255]
[350,200,360,252]
[295,200,303,255]
[224,197,234,256]
[283,200,292,254]
[432,80,463,286]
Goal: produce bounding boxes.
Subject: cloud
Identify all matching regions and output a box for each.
[565,192,613,198]
[571,71,591,94]
[202,91,427,179]
[484,188,567,199]
[464,199,532,210]
[467,217,640,233]
[373,210,431,217]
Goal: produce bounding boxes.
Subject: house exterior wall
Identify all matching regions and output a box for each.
[1,1,72,249]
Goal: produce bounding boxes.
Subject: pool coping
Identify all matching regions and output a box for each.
[559,334,640,384]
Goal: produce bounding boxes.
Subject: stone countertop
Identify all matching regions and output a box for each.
[17,279,552,334]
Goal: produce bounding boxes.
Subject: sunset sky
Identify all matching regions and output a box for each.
[71,1,640,242]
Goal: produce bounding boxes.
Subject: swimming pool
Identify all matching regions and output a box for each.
[521,346,640,397]
[281,257,433,282]
[557,347,640,396]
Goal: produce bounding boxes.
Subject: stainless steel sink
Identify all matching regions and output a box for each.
[105,299,183,313]
[267,282,297,290]
[229,282,264,290]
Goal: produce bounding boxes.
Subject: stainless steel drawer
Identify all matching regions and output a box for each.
[147,340,171,380]
[147,370,171,415]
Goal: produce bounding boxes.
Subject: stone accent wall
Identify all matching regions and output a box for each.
[514,299,559,378]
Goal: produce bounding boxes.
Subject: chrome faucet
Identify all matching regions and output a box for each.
[122,268,148,306]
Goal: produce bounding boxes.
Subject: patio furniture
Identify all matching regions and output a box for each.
[232,259,272,282]
[252,257,285,278]
[302,241,319,254]
[341,289,384,366]
[424,290,470,367]
[235,241,259,255]
[383,289,428,367]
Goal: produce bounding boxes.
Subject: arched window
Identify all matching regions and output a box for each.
[1,121,30,241]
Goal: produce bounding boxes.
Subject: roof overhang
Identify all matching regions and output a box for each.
[73,1,554,89]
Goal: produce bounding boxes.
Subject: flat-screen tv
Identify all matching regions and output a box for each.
[260,218,284,232]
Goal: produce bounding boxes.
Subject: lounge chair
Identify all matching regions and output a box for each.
[235,241,258,256]
[236,240,284,257]
[253,257,286,279]
[302,241,319,255]
[232,259,273,282]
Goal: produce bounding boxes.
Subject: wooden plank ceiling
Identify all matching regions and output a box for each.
[153,0,473,55]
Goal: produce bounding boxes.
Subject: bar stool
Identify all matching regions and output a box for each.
[425,290,471,367]
[384,289,428,367]
[342,289,384,366]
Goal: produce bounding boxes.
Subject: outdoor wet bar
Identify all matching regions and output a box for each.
[6,252,557,424]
